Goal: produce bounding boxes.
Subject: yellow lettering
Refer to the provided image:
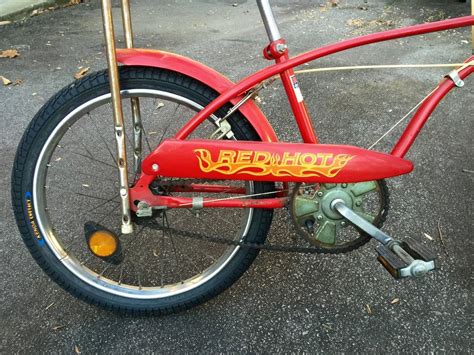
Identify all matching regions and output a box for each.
[253,151,271,164]
[282,152,301,166]
[236,151,253,164]
[300,153,317,165]
[218,150,236,164]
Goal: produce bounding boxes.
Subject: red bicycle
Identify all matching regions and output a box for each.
[11,0,473,314]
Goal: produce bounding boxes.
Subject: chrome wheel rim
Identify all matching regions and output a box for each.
[33,89,254,299]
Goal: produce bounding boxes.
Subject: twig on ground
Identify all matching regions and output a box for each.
[437,218,448,256]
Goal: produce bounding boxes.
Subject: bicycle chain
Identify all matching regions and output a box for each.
[149,178,335,253]
[148,179,390,255]
[149,218,339,254]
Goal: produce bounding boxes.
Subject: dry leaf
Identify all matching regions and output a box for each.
[74,345,81,354]
[391,298,400,304]
[82,184,90,188]
[0,21,12,26]
[74,67,90,80]
[52,325,65,331]
[1,76,12,86]
[14,79,23,86]
[45,302,55,310]
[365,304,372,315]
[0,49,19,58]
[330,0,339,7]
[423,233,433,241]
[347,18,365,27]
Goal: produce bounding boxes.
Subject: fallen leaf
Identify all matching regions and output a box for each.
[391,298,400,304]
[329,0,339,7]
[74,67,90,80]
[156,102,165,109]
[0,49,19,58]
[1,76,12,86]
[74,345,81,354]
[347,18,365,27]
[423,233,433,241]
[14,79,23,86]
[365,304,372,315]
[82,184,90,188]
[45,302,55,310]
[0,21,12,26]
[52,325,65,331]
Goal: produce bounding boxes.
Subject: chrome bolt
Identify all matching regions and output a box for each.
[317,215,323,221]
[341,183,347,188]
[120,188,127,197]
[341,221,346,227]
[152,163,159,172]
[317,191,324,197]
[355,200,362,207]
[276,43,288,53]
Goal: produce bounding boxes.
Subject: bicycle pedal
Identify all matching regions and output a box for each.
[376,238,437,279]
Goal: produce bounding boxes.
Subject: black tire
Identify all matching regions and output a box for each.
[11,66,274,315]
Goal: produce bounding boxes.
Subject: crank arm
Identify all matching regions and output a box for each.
[331,199,436,279]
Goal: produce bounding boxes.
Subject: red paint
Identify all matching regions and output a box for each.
[116,49,278,143]
[121,17,473,212]
[130,195,287,210]
[392,57,474,157]
[277,54,318,143]
[174,16,474,142]
[166,183,246,194]
[140,139,414,183]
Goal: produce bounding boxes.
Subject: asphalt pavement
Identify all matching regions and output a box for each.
[0,0,473,352]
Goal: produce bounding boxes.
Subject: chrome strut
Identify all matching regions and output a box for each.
[101,0,133,234]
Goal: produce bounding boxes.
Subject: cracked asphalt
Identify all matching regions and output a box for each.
[0,0,472,353]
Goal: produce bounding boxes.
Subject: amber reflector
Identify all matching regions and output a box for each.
[87,230,118,257]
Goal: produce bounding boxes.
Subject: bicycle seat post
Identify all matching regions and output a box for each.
[257,0,282,42]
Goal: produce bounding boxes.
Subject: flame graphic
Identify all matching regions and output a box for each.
[194,149,353,178]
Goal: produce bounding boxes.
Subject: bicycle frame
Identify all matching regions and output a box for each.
[101,1,474,221]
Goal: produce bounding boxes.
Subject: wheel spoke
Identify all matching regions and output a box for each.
[32,87,260,303]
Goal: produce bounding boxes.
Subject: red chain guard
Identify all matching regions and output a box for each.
[141,139,413,183]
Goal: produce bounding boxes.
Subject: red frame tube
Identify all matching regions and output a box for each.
[167,183,247,194]
[175,16,474,156]
[134,195,287,210]
[392,57,474,157]
[128,17,473,211]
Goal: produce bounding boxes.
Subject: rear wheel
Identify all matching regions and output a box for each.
[11,66,273,315]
